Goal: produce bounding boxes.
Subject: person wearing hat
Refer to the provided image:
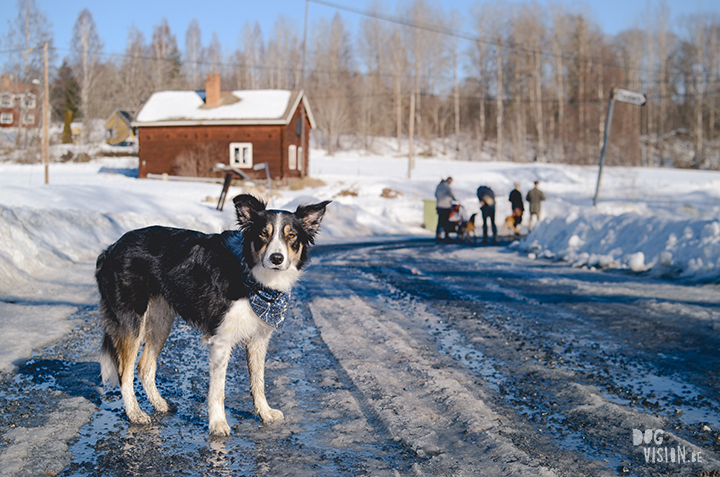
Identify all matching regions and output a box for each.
[508,182,524,236]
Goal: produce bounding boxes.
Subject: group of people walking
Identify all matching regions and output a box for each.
[434,178,545,244]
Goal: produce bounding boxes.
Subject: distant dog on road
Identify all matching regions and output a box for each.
[501,215,518,236]
[460,213,477,244]
[95,194,330,436]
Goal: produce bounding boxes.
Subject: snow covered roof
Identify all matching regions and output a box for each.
[133,89,316,129]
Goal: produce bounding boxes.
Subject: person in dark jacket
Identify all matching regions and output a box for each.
[435,177,456,241]
[526,180,546,231]
[476,185,497,244]
[508,182,524,236]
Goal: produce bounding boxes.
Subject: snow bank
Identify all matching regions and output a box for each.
[520,208,720,281]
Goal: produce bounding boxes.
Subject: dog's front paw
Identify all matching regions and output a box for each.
[209,419,231,437]
[260,408,284,424]
[127,409,151,425]
[152,398,175,413]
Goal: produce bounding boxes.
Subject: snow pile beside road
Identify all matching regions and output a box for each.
[520,207,720,281]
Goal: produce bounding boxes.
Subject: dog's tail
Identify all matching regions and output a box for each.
[100,332,120,387]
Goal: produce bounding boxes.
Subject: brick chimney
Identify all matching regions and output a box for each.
[205,72,221,108]
[1,75,10,91]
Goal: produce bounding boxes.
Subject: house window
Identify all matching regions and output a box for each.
[298,146,303,171]
[288,144,297,170]
[229,142,253,168]
[0,113,13,124]
[296,117,302,137]
[0,94,12,108]
[21,94,36,109]
[22,113,35,125]
[106,128,116,139]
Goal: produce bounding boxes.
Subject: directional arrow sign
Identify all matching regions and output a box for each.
[612,88,647,106]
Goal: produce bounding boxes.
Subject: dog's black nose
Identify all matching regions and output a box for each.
[270,253,284,265]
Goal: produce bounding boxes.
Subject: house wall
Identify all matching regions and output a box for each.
[0,92,39,128]
[105,113,133,145]
[138,124,286,179]
[280,103,310,178]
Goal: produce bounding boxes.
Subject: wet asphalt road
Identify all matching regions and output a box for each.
[1,238,719,476]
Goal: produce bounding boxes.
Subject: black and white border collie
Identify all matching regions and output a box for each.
[95,194,330,436]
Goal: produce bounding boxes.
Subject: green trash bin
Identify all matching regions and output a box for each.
[423,199,438,232]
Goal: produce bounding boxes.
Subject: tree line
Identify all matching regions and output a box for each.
[3,0,720,169]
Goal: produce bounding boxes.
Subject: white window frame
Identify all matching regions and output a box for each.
[229,142,253,169]
[288,144,297,170]
[0,94,13,108]
[0,112,13,124]
[21,93,36,109]
[22,113,35,125]
[297,146,303,171]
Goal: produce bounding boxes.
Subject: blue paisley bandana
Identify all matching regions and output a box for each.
[244,275,290,329]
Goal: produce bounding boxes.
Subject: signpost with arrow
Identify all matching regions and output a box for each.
[593,87,647,206]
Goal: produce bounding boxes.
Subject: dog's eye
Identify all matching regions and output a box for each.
[261,230,270,238]
[287,232,296,240]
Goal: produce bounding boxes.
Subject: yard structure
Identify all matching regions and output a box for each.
[105,110,135,146]
[133,73,315,180]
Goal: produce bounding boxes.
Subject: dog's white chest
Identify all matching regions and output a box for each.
[216,299,267,345]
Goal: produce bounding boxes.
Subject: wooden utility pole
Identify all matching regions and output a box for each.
[408,91,415,179]
[42,42,49,184]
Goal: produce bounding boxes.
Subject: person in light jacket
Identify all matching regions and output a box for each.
[526,180,546,231]
[434,177,456,241]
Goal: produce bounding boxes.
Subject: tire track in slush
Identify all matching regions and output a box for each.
[309,282,557,476]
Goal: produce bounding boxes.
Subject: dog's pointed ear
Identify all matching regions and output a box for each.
[295,200,331,241]
[232,194,266,227]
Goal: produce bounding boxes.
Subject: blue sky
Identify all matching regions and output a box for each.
[3,0,720,66]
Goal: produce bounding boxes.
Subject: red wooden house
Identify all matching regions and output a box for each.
[133,73,315,180]
[0,75,39,128]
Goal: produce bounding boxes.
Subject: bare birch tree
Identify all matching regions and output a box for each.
[118,26,152,113]
[470,5,495,155]
[514,3,546,160]
[205,32,222,77]
[475,3,510,160]
[184,19,202,90]
[70,9,103,144]
[388,27,407,152]
[150,18,183,91]
[241,22,263,89]
[549,6,570,159]
[307,13,353,154]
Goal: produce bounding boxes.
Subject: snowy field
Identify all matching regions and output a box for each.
[0,149,719,374]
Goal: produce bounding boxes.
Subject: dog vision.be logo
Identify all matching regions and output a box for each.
[633,429,703,465]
